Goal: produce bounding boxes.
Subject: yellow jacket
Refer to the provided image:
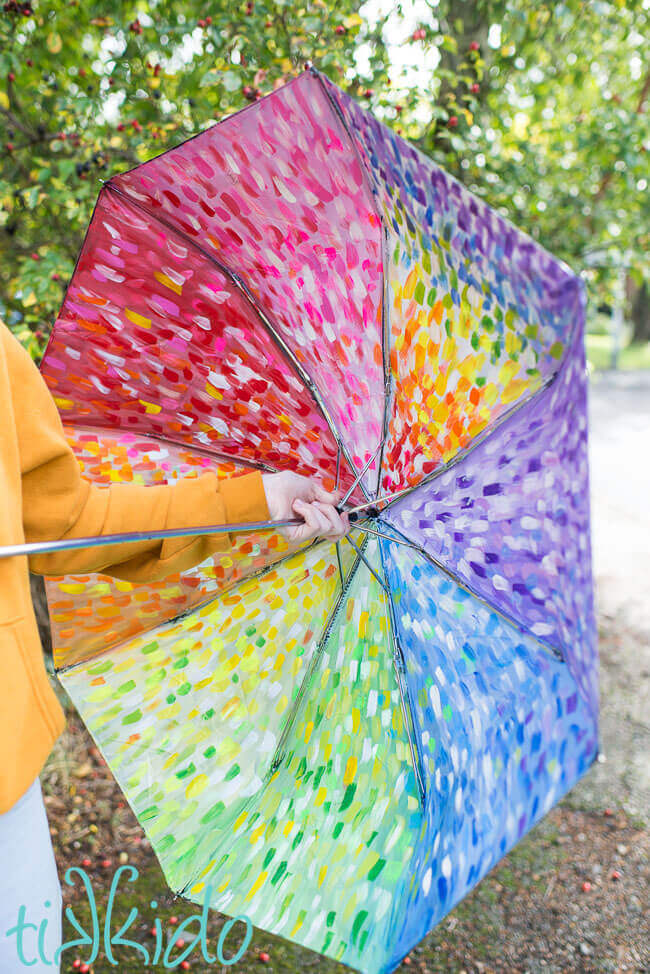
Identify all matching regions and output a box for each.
[0,323,270,813]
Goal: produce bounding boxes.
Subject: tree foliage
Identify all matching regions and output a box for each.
[1,0,648,359]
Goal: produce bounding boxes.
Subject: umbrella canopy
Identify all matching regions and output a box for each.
[40,67,598,973]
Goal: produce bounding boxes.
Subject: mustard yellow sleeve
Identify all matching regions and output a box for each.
[4,327,270,582]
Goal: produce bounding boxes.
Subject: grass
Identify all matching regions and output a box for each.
[586,334,650,371]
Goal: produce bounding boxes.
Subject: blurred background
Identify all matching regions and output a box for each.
[1,0,648,363]
[1,1,648,971]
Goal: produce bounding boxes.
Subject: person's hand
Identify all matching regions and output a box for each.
[262,471,350,543]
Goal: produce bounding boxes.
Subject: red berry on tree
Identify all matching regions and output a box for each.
[80,966,89,974]
[471,83,480,93]
[35,329,43,339]
[265,19,272,26]
[197,18,206,27]
[448,115,458,127]
[8,72,15,82]
[169,916,178,925]
[469,41,480,51]
[581,881,592,892]
[101,858,112,869]
[6,142,13,152]
[205,15,212,24]
[364,88,374,98]
[117,122,125,131]
[81,856,91,866]
[31,252,40,260]
[72,961,81,970]
[154,64,161,76]
[26,58,33,66]
[259,952,270,963]
[175,938,186,948]
[611,870,621,881]
[180,964,190,972]
[335,25,345,34]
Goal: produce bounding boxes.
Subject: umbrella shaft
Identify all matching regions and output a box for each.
[0,518,303,560]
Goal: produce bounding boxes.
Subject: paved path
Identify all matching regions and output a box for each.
[576,370,650,820]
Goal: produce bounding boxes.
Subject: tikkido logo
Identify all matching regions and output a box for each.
[5,865,253,969]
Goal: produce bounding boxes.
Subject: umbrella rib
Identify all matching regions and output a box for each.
[54,534,331,676]
[351,522,422,552]
[380,519,565,662]
[103,180,371,504]
[343,534,388,593]
[266,542,364,775]
[312,66,391,501]
[377,541,427,810]
[335,541,345,588]
[338,443,382,508]
[60,420,279,474]
[375,221,394,501]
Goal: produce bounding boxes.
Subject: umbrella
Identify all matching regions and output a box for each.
[36,67,597,973]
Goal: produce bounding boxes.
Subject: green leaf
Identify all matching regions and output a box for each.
[222,72,242,92]
[58,159,76,179]
[199,70,223,88]
[441,35,458,53]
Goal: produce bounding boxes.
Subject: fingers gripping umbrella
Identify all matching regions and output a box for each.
[33,68,596,973]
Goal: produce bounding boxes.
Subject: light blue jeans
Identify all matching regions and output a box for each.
[0,777,62,972]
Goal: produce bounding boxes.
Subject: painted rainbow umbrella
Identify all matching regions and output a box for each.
[38,67,598,973]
